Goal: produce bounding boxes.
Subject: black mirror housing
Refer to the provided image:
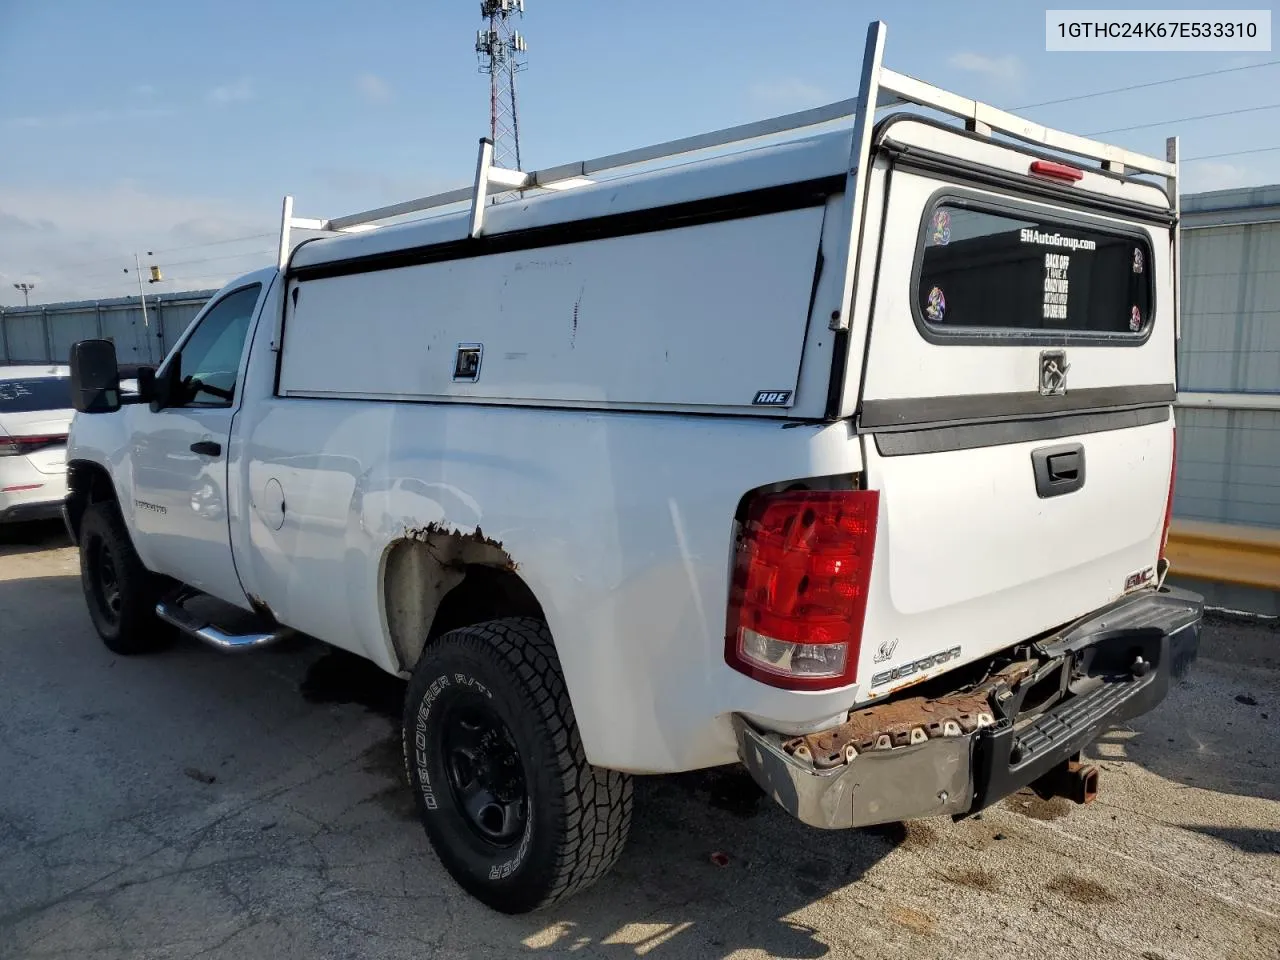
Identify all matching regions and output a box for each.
[151,352,182,413]
[136,366,157,401]
[68,339,122,414]
[118,363,157,404]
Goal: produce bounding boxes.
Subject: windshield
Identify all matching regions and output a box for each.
[0,377,73,413]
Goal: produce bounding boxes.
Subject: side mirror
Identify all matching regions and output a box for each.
[150,352,182,413]
[135,366,157,401]
[117,363,156,403]
[68,339,122,414]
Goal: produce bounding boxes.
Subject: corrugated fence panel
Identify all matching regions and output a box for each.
[100,303,161,363]
[1175,408,1280,528]
[1176,189,1280,602]
[4,314,47,361]
[48,309,99,365]
[1180,222,1280,394]
[1,290,214,366]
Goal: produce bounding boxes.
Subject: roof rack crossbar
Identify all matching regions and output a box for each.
[277,20,1178,271]
[877,67,1175,178]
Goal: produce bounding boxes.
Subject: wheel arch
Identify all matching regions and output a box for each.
[381,529,545,674]
[64,459,122,542]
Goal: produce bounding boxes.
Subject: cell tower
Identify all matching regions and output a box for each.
[476,0,528,171]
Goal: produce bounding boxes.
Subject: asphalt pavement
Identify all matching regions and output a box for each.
[1,520,1277,960]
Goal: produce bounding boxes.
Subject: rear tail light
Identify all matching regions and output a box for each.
[725,489,879,690]
[0,434,67,457]
[1159,427,1177,561]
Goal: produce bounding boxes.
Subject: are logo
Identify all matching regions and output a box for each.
[752,390,792,406]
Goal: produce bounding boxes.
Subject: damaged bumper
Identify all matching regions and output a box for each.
[733,586,1203,830]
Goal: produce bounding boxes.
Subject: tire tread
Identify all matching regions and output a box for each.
[79,500,171,655]
[404,616,632,911]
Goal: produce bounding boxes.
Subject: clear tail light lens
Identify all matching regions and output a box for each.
[725,489,879,690]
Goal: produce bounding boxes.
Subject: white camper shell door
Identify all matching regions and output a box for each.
[849,134,1178,702]
[280,206,827,413]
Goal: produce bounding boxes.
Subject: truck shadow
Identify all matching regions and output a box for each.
[501,772,911,957]
[1088,619,1280,805]
[0,572,899,958]
[301,651,902,958]
[0,518,70,556]
[5,557,1275,957]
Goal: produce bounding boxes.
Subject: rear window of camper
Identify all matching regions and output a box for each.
[915,201,1153,338]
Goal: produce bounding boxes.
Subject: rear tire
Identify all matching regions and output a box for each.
[403,617,632,914]
[78,501,172,655]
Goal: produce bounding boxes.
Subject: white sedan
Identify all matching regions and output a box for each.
[0,364,74,525]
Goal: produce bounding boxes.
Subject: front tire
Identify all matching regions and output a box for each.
[403,617,632,913]
[78,501,172,655]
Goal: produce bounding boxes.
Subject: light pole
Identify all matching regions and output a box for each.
[12,282,35,307]
[124,252,164,328]
[126,252,152,328]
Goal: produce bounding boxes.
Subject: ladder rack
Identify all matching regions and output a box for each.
[277,19,1180,276]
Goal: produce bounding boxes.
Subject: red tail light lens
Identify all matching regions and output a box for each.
[0,434,67,457]
[1160,428,1177,561]
[1030,159,1084,182]
[725,489,879,690]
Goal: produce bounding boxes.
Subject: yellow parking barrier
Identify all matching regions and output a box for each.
[1166,520,1280,591]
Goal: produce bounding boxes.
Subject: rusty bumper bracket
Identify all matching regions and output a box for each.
[782,659,1036,771]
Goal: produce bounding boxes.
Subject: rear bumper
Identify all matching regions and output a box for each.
[0,461,68,524]
[733,586,1202,829]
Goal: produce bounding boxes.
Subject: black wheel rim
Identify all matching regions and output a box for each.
[88,536,122,625]
[440,694,528,847]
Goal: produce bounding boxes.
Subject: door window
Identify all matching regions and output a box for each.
[168,284,261,407]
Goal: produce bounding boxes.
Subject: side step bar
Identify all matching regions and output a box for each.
[155,599,295,652]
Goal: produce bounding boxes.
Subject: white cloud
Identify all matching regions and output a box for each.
[134,84,156,98]
[0,183,272,305]
[356,73,393,103]
[749,78,828,111]
[948,51,1024,85]
[207,78,254,105]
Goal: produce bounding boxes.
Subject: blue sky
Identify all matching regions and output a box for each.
[2,0,1278,305]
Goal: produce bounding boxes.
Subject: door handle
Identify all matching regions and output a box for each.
[1031,443,1085,498]
[1046,451,1080,482]
[190,440,222,457]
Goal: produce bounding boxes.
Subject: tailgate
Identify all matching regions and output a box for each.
[850,123,1177,700]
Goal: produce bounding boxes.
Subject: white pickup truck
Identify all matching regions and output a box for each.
[64,22,1202,914]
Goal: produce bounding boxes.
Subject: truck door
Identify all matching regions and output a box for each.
[128,282,263,606]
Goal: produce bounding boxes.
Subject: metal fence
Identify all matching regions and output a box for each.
[1175,186,1280,531]
[0,290,215,367]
